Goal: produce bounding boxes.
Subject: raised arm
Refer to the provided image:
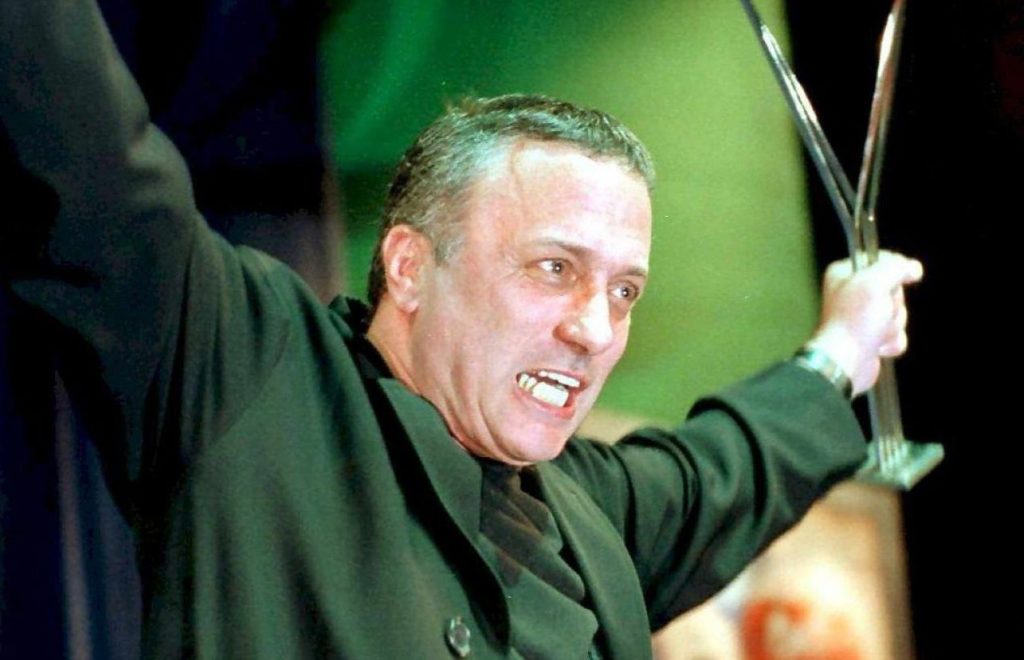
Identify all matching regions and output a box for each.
[1,0,293,505]
[1,0,197,340]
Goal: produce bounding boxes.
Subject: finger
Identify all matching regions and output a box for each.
[892,299,908,328]
[860,259,921,301]
[823,262,852,293]
[901,257,924,285]
[885,285,907,321]
[876,251,924,284]
[879,329,908,357]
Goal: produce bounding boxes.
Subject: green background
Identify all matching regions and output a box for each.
[321,0,819,425]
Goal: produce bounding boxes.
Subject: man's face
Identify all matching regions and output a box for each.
[407,140,652,465]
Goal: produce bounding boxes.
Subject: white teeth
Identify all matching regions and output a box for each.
[516,370,577,408]
[537,370,580,388]
[531,381,570,407]
[516,373,543,391]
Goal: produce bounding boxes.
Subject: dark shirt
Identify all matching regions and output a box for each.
[480,461,598,659]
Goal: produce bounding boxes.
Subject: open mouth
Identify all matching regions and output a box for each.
[515,369,582,408]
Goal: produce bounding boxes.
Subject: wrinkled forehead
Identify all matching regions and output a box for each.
[472,139,650,209]
[480,137,649,190]
[462,140,653,263]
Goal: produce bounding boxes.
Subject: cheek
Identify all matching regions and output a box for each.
[488,278,563,334]
[612,313,632,351]
[598,322,632,371]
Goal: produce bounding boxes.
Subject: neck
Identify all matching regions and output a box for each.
[366,299,420,395]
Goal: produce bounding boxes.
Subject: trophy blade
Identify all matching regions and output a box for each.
[737,0,858,256]
[738,0,944,489]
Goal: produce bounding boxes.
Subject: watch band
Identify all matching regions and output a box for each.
[793,345,854,400]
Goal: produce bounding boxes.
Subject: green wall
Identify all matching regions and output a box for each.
[321,0,819,424]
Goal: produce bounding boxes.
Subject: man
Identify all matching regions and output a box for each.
[1,1,921,657]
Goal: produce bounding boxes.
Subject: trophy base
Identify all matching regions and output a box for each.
[856,440,945,490]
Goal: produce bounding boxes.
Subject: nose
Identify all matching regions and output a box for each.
[556,289,615,355]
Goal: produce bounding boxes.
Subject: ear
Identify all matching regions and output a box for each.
[379,225,434,313]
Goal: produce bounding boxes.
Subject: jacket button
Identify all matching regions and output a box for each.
[445,616,472,657]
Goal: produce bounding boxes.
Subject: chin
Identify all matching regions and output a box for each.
[506,431,572,465]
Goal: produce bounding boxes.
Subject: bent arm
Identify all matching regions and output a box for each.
[556,361,865,629]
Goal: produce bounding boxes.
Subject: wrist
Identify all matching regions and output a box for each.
[792,344,854,400]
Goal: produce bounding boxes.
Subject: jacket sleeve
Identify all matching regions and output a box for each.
[0,0,294,517]
[554,361,867,630]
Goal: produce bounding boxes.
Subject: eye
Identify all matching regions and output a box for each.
[534,258,574,282]
[609,281,644,316]
[540,259,567,275]
[611,282,642,302]
[528,258,577,290]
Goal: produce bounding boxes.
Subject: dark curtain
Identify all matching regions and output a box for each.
[788,1,1020,655]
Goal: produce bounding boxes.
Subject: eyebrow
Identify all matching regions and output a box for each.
[532,238,649,279]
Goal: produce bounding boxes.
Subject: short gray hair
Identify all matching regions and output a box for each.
[367,94,655,311]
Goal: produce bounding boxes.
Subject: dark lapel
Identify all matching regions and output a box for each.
[376,379,484,537]
[536,463,654,660]
[375,378,511,645]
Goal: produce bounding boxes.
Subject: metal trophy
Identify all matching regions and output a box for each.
[739,0,944,489]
